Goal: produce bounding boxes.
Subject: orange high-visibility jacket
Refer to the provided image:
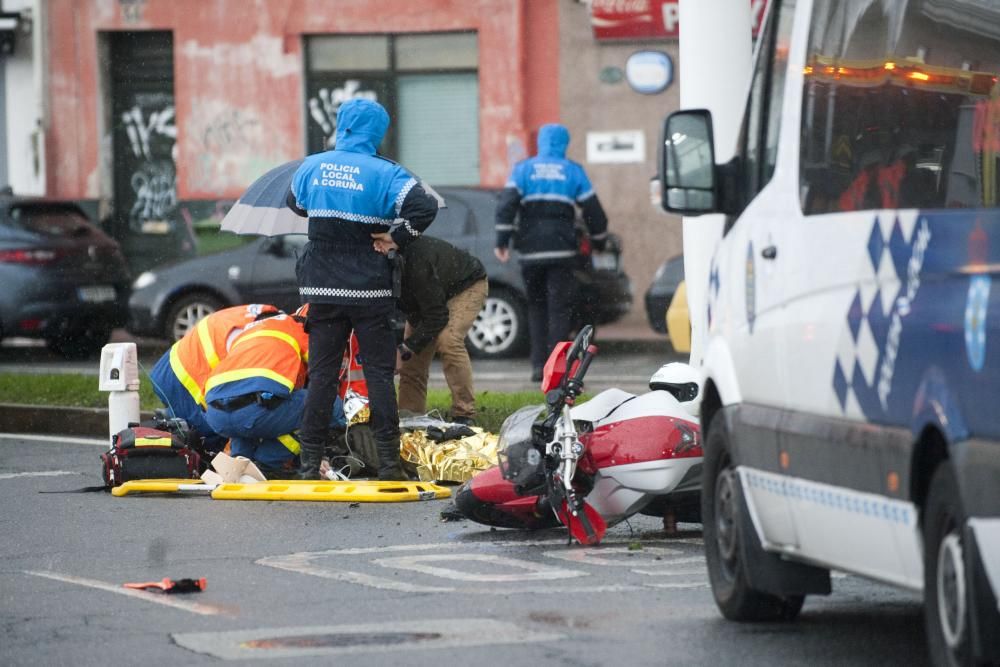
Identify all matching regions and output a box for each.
[204,314,309,401]
[168,304,279,408]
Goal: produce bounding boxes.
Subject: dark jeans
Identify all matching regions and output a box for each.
[300,301,399,447]
[521,262,577,370]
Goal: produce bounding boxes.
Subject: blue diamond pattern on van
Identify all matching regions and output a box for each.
[832,213,920,417]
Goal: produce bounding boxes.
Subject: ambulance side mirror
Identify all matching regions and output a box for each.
[660,109,718,216]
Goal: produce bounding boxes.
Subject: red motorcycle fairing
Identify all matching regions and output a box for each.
[578,415,701,474]
[456,466,561,530]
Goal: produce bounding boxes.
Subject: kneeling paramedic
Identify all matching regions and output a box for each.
[203,309,345,477]
[287,98,438,480]
[149,303,279,448]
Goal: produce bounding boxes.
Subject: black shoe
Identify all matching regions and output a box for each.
[531,367,543,383]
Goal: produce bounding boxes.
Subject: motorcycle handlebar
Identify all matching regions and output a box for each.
[566,344,598,395]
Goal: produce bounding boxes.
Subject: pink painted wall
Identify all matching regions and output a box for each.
[45,0,558,200]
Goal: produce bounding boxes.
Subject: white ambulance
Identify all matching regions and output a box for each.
[661,1,1000,664]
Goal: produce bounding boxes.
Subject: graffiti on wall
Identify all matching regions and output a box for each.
[187,103,289,194]
[119,100,178,231]
[118,0,147,23]
[307,80,379,148]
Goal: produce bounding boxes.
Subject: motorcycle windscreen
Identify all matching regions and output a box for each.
[556,500,607,546]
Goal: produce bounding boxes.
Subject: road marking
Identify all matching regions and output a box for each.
[0,433,108,446]
[174,619,562,660]
[24,570,229,616]
[0,470,79,480]
[371,554,585,582]
[258,538,709,594]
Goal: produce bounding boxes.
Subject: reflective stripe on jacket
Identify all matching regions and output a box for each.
[167,304,279,408]
[204,314,309,402]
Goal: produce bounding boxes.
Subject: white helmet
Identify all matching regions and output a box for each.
[649,362,701,415]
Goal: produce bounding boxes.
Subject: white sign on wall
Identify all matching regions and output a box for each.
[586,130,646,164]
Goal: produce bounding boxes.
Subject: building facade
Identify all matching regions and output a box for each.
[5,0,691,326]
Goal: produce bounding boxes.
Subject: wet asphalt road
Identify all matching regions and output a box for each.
[0,434,930,666]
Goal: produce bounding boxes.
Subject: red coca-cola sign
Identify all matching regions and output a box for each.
[590,0,768,41]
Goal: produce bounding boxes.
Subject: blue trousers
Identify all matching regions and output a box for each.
[205,390,344,469]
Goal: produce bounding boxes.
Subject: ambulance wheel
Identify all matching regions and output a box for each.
[924,462,972,666]
[703,412,805,622]
[467,287,528,359]
[165,292,224,342]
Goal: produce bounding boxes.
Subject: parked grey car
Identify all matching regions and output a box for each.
[128,187,632,358]
[0,197,130,357]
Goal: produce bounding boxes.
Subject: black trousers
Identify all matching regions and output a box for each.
[300,301,399,447]
[521,262,577,370]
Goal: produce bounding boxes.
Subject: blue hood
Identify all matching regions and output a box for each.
[536,123,569,158]
[334,99,390,154]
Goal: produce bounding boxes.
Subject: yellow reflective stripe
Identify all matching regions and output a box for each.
[169,345,207,408]
[277,433,301,455]
[135,436,172,447]
[204,368,295,393]
[232,330,304,359]
[197,318,220,369]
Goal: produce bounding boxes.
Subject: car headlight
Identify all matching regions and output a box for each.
[133,271,157,290]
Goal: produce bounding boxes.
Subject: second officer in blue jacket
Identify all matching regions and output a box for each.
[494,123,609,381]
[287,99,438,480]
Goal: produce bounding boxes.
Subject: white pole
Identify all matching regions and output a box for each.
[99,343,141,444]
[678,0,753,367]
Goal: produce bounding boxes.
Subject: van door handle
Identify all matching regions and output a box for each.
[761,245,777,260]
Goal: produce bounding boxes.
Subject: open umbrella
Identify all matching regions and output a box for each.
[220,159,307,237]
[220,158,446,237]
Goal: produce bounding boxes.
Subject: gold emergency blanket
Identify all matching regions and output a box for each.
[400,428,499,483]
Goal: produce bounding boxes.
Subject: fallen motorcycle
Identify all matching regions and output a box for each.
[453,325,703,544]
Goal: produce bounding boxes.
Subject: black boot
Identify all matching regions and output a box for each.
[297,437,324,480]
[375,438,407,481]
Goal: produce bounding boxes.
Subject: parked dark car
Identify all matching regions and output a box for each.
[644,254,684,334]
[128,187,632,358]
[0,197,131,357]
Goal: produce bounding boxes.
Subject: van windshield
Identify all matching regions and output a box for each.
[801,0,1000,214]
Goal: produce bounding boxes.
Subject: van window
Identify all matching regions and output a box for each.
[800,0,1000,215]
[732,0,795,223]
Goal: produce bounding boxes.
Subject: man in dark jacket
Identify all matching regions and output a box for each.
[494,123,608,380]
[396,236,487,424]
[287,98,438,480]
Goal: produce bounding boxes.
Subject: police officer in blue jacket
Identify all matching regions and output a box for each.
[287,99,438,480]
[494,123,608,381]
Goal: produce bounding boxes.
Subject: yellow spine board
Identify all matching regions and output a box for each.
[210,480,452,502]
[110,479,209,496]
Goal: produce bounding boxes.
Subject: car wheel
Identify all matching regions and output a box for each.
[165,293,225,342]
[467,287,528,358]
[702,412,805,621]
[47,327,113,359]
[924,462,972,666]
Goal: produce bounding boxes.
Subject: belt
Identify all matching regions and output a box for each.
[209,392,282,412]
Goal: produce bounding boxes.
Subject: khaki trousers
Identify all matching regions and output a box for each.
[398,278,488,419]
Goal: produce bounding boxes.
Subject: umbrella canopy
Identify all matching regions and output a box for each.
[220,158,447,237]
[220,159,308,237]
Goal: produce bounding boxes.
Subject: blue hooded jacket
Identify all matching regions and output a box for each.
[495,123,608,263]
[287,99,438,304]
